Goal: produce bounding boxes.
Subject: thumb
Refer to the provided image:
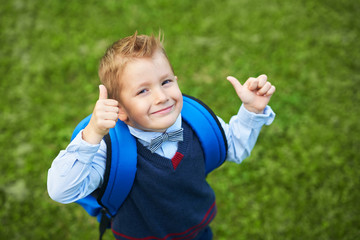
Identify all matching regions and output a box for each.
[98,85,108,100]
[227,76,243,94]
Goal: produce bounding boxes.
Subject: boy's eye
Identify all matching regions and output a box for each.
[137,89,148,95]
[162,79,172,85]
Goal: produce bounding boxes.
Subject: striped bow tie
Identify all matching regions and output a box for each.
[149,128,184,153]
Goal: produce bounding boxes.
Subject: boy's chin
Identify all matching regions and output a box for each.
[143,121,177,132]
[130,122,172,132]
[146,124,175,132]
[128,113,180,132]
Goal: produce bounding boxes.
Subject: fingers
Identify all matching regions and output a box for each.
[98,85,118,106]
[257,74,268,88]
[265,85,276,97]
[257,82,272,95]
[247,77,258,90]
[99,84,108,100]
[99,120,117,129]
[93,103,119,133]
[103,105,120,113]
[95,101,119,120]
[83,85,119,143]
[246,74,266,90]
[97,112,119,125]
[227,76,243,94]
[94,85,119,128]
[245,74,275,96]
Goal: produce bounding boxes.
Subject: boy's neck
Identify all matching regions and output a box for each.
[127,114,182,144]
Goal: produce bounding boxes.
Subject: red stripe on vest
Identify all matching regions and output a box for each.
[112,201,216,240]
[171,152,184,170]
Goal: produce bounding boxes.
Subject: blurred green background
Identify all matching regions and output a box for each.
[1,0,359,239]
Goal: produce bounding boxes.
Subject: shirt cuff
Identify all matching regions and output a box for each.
[236,104,276,128]
[66,130,101,163]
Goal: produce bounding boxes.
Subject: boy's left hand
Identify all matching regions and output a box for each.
[227,74,275,114]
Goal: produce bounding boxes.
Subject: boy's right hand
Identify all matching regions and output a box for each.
[82,85,119,144]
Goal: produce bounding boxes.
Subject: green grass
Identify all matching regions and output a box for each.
[1,0,359,239]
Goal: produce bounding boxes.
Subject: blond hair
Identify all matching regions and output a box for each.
[98,31,173,101]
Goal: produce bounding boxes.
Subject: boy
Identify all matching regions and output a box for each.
[47,32,275,240]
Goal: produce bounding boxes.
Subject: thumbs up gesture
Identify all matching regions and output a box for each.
[83,85,120,144]
[227,74,275,114]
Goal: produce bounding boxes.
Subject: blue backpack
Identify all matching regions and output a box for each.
[71,95,227,239]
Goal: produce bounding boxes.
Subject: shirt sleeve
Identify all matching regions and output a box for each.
[47,130,107,204]
[218,104,275,164]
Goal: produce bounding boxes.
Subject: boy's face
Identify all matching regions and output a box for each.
[117,51,183,132]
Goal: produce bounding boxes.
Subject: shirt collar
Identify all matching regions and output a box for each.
[127,114,182,146]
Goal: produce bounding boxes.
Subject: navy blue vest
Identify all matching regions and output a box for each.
[111,121,216,239]
[71,95,228,239]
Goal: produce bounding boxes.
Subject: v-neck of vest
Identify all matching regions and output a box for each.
[136,121,190,171]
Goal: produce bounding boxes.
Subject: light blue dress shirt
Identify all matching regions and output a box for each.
[47,105,275,203]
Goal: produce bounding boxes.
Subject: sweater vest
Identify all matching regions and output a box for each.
[111,121,216,240]
[71,95,228,240]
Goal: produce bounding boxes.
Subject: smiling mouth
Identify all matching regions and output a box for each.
[151,105,174,115]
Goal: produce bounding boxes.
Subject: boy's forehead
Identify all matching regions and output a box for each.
[123,54,172,77]
[118,53,173,88]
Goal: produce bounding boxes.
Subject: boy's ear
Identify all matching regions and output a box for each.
[118,105,129,122]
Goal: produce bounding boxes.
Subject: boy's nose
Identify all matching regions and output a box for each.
[154,89,168,104]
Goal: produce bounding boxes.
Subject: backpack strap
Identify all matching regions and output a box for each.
[182,95,228,174]
[71,116,137,217]
[70,116,137,240]
[96,120,137,216]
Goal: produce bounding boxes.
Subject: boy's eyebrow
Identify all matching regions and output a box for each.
[130,72,175,90]
[132,80,149,90]
[159,72,175,80]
